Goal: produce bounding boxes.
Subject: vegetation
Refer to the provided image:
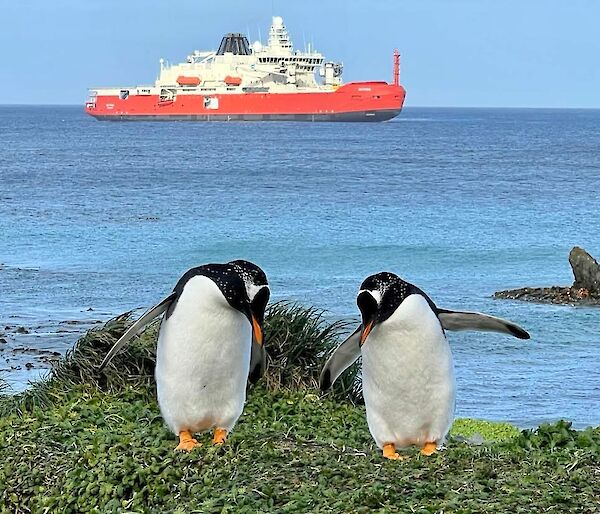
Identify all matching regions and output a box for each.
[1,304,599,513]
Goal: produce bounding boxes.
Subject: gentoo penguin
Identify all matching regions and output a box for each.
[320,272,529,460]
[99,260,270,451]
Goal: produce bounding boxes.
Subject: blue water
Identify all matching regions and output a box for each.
[1,105,599,428]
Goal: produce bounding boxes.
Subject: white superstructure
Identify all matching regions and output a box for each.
[92,16,343,99]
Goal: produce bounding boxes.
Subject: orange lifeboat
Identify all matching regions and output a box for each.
[224,76,242,86]
[176,75,201,86]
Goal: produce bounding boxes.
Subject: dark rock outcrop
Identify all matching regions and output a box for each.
[569,246,600,293]
[495,247,600,306]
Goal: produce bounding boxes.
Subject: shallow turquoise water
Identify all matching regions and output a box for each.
[0,106,598,427]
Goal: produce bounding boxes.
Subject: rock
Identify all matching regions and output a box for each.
[569,247,600,293]
[16,326,29,334]
[493,286,599,305]
[466,433,486,446]
[495,247,600,306]
[60,319,102,325]
[0,338,7,344]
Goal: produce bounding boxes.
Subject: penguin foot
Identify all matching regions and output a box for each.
[212,428,228,445]
[382,443,407,461]
[420,442,437,456]
[176,430,201,452]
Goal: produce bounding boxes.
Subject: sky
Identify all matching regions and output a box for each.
[1,0,599,107]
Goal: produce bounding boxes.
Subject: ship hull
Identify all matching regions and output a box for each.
[85,82,406,122]
[90,110,400,122]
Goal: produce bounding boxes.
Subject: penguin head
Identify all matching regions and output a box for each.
[170,262,268,348]
[356,272,412,345]
[196,263,253,313]
[229,260,270,346]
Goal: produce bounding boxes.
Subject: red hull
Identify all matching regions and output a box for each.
[85,82,406,122]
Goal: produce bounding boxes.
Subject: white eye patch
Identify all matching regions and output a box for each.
[359,288,381,304]
[246,283,268,302]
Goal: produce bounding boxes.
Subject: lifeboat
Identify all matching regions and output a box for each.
[224,76,242,86]
[176,76,201,86]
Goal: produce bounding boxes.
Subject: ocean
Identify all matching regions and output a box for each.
[0,105,598,428]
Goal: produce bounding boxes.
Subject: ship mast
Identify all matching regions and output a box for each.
[393,49,400,87]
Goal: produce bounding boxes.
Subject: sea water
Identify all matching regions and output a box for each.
[0,105,598,427]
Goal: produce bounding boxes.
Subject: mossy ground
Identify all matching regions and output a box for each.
[1,309,599,513]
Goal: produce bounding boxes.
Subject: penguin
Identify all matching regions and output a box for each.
[99,260,270,451]
[320,272,529,460]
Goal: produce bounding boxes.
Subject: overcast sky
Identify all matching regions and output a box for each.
[1,0,599,107]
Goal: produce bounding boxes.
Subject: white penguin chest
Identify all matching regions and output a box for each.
[157,276,251,370]
[361,294,456,447]
[155,275,252,433]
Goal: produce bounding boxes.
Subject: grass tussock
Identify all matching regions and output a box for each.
[262,302,361,401]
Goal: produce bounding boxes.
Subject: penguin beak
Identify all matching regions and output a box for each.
[359,320,375,345]
[251,314,264,346]
[357,290,379,346]
[249,286,269,347]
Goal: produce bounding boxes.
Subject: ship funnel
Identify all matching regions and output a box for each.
[217,33,251,55]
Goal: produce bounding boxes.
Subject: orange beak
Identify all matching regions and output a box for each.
[252,314,264,346]
[359,320,374,345]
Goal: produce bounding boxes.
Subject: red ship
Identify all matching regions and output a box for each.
[85,16,406,122]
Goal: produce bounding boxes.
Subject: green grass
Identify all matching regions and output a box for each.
[450,418,520,442]
[1,307,599,513]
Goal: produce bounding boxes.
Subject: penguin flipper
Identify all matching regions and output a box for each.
[437,309,530,339]
[99,292,177,371]
[248,339,266,384]
[319,327,361,391]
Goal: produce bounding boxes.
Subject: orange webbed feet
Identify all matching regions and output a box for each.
[176,430,201,452]
[382,443,407,461]
[212,427,228,445]
[420,442,437,456]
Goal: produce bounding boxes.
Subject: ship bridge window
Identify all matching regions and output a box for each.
[217,33,251,55]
